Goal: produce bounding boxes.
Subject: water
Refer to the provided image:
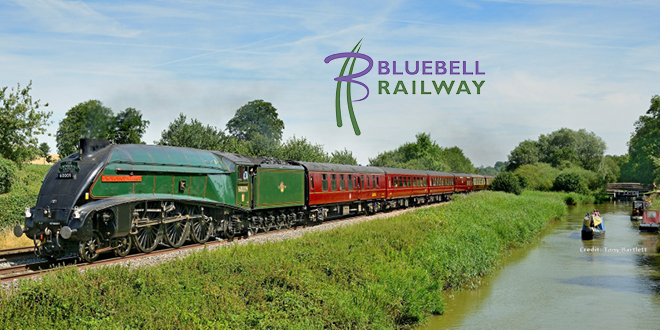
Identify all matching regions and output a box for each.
[423,201,660,330]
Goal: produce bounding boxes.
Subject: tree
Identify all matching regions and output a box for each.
[622,95,660,184]
[553,172,588,193]
[56,100,114,158]
[330,148,358,165]
[111,108,150,144]
[38,142,50,158]
[490,172,522,195]
[157,113,224,150]
[0,158,17,194]
[507,128,606,172]
[513,163,560,191]
[506,140,540,171]
[369,133,475,173]
[38,142,52,164]
[0,81,52,164]
[226,100,284,143]
[277,136,330,163]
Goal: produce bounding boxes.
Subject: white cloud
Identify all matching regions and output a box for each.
[9,0,139,37]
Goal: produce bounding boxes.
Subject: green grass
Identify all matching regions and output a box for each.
[0,191,567,329]
[0,164,50,228]
[522,190,596,205]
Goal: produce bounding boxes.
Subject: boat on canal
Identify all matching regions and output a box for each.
[581,213,605,240]
[639,209,659,232]
[631,198,647,221]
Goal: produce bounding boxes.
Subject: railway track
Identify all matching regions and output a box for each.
[0,246,35,258]
[0,226,297,282]
[0,201,446,283]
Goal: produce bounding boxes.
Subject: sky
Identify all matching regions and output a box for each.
[0,0,658,167]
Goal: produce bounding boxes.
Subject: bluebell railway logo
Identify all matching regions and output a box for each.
[324,39,373,136]
[326,40,486,136]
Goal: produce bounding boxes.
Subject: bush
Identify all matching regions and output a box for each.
[553,172,588,193]
[0,165,50,227]
[491,172,522,195]
[0,158,17,194]
[514,163,559,191]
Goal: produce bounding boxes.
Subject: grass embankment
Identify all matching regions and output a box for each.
[0,164,50,228]
[0,191,566,329]
[522,190,596,205]
[0,164,50,248]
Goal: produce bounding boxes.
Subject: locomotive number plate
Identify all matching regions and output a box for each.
[58,172,74,179]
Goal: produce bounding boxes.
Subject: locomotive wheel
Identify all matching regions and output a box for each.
[190,216,212,244]
[79,232,102,262]
[132,225,162,253]
[285,214,294,229]
[114,237,131,257]
[164,220,190,248]
[262,216,273,233]
[275,215,284,231]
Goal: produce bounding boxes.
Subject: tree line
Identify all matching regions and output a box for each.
[488,95,660,195]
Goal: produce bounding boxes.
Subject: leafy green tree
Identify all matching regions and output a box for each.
[506,140,540,171]
[622,95,660,184]
[478,161,507,175]
[507,129,606,172]
[369,133,475,173]
[56,100,114,157]
[245,132,280,157]
[0,81,52,164]
[331,148,358,165]
[0,158,17,194]
[514,163,560,191]
[112,108,150,144]
[157,113,224,150]
[220,136,253,156]
[277,136,330,162]
[599,156,620,184]
[38,142,50,158]
[226,100,284,143]
[553,172,588,193]
[490,172,522,195]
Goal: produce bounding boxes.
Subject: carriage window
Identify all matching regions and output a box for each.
[348,174,353,190]
[372,175,376,188]
[376,176,379,188]
[310,176,314,190]
[331,174,337,191]
[366,176,370,189]
[408,177,411,187]
[322,174,328,191]
[339,174,345,190]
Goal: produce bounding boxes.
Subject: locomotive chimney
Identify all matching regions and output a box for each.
[79,139,110,158]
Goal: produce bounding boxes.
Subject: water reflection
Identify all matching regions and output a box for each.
[422,201,660,330]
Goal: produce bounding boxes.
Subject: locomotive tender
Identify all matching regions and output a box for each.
[15,139,492,262]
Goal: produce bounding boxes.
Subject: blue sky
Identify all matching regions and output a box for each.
[1,0,658,166]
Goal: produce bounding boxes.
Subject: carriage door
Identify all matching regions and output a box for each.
[237,166,251,208]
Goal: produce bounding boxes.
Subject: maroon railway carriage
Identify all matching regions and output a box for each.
[297,162,386,220]
[381,167,431,209]
[472,174,487,191]
[484,175,495,189]
[453,173,473,193]
[427,170,455,202]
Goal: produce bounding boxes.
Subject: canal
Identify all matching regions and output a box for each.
[423,201,660,329]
